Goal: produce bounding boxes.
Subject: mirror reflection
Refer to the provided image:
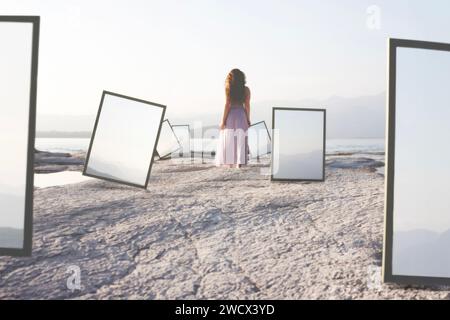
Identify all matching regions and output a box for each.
[248,121,271,159]
[271,108,325,181]
[392,45,450,279]
[172,125,191,158]
[0,20,34,251]
[156,120,181,159]
[84,92,165,187]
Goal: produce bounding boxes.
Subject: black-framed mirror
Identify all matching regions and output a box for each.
[271,107,326,182]
[83,91,166,189]
[383,38,450,286]
[0,16,39,256]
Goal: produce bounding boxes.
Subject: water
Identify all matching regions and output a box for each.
[34,171,92,188]
[34,137,385,188]
[35,138,90,153]
[35,138,385,155]
[326,138,384,155]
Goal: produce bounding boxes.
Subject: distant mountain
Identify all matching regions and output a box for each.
[36,131,92,138]
[0,227,23,249]
[85,167,124,182]
[37,93,386,139]
[273,150,324,180]
[85,158,146,186]
[0,193,25,240]
[251,93,386,139]
[393,228,450,278]
[137,93,387,139]
[0,192,24,218]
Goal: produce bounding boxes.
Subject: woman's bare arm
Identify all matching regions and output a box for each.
[220,96,231,130]
[244,87,251,125]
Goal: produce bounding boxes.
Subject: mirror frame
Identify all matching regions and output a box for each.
[0,16,39,257]
[270,107,326,182]
[172,124,191,158]
[248,120,271,159]
[156,119,181,159]
[83,91,166,189]
[383,38,450,286]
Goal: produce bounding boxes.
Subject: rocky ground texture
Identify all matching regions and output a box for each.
[1,156,449,299]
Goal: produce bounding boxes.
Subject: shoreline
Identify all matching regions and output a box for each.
[34,150,85,174]
[34,149,385,176]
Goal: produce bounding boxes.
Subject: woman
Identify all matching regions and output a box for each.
[215,69,251,168]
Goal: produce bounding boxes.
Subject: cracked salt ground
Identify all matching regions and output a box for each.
[1,157,450,299]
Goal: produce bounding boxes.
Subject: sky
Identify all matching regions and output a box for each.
[393,47,450,234]
[2,0,450,127]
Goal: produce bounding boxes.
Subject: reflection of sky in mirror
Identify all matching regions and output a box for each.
[156,121,180,158]
[86,94,163,186]
[0,22,32,231]
[393,46,450,278]
[394,47,450,233]
[248,122,271,158]
[172,125,190,156]
[273,110,324,180]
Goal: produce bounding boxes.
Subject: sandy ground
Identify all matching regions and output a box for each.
[0,156,449,300]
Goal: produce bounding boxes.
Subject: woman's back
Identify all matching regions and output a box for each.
[215,69,251,167]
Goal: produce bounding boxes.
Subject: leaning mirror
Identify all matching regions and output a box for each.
[172,125,191,158]
[0,16,39,256]
[384,39,450,286]
[83,91,166,188]
[156,119,181,159]
[248,121,271,159]
[271,108,326,182]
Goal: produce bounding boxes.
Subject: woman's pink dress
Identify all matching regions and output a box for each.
[215,103,249,166]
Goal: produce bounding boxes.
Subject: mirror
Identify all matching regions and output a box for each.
[248,121,271,159]
[84,91,165,188]
[271,108,326,181]
[172,125,191,158]
[0,16,39,256]
[156,120,181,159]
[384,39,450,286]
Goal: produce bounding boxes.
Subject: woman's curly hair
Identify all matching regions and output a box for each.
[225,69,246,103]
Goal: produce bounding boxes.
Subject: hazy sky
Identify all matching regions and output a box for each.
[393,46,450,233]
[2,0,450,123]
[0,22,32,229]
